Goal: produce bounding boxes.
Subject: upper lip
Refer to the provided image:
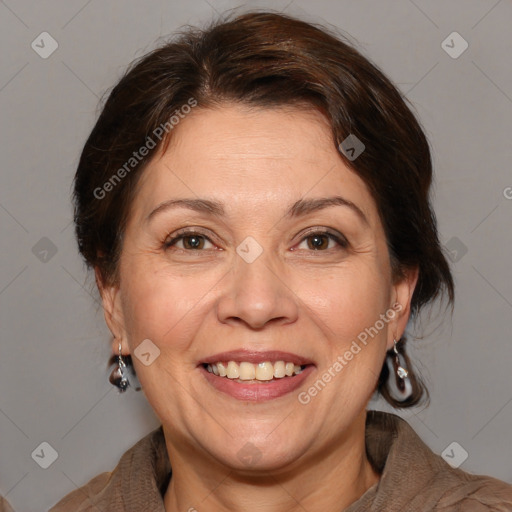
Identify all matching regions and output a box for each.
[200,350,314,366]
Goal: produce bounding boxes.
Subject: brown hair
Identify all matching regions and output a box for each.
[74,11,454,408]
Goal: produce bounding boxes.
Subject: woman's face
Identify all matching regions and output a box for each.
[101,103,416,472]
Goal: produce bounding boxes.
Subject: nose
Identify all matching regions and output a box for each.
[216,251,299,330]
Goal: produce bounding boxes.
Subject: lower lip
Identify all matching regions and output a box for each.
[200,365,315,401]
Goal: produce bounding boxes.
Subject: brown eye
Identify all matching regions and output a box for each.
[307,234,330,250]
[295,230,348,252]
[182,235,205,250]
[165,233,214,250]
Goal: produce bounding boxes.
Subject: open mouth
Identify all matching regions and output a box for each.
[201,361,308,383]
[199,354,315,401]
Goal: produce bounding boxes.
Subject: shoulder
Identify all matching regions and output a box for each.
[434,473,512,511]
[48,471,113,511]
[364,411,512,510]
[0,496,15,512]
[49,426,167,511]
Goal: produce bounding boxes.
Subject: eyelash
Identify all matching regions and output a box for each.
[163,229,216,251]
[295,228,349,251]
[163,228,348,252]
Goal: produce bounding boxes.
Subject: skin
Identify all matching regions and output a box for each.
[98,103,418,512]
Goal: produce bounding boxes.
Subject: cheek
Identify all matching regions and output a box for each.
[300,274,390,412]
[298,265,390,345]
[119,263,217,352]
[118,266,213,411]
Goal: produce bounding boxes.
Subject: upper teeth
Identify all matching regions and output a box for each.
[206,361,304,380]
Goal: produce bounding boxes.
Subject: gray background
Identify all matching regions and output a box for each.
[1,0,511,510]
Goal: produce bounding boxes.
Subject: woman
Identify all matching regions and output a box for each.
[51,11,512,512]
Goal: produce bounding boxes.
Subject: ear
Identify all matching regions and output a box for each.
[95,267,127,354]
[386,266,419,351]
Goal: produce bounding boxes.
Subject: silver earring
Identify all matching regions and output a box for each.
[385,338,413,401]
[109,342,130,392]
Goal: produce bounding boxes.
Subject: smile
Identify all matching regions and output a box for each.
[203,360,305,382]
[199,351,315,401]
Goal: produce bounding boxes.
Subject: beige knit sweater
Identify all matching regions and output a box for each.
[0,497,14,512]
[48,411,512,511]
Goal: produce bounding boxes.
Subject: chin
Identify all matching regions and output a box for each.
[204,431,309,474]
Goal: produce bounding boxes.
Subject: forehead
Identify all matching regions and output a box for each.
[129,103,378,226]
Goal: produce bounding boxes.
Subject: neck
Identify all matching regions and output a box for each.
[163,410,379,512]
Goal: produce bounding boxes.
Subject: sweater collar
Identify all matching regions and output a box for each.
[345,410,454,511]
[124,410,449,511]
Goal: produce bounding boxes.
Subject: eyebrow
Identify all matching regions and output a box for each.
[146,195,369,226]
[287,196,369,225]
[146,198,225,223]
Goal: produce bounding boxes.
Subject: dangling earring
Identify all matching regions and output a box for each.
[385,338,413,401]
[109,342,130,392]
